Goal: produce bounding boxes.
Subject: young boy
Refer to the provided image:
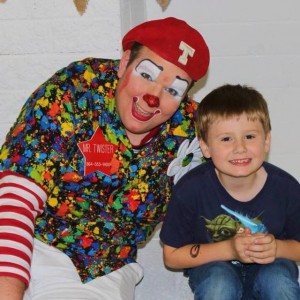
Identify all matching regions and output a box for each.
[160,84,300,299]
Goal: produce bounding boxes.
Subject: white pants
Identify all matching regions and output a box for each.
[23,239,144,300]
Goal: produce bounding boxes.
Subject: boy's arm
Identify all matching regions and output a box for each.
[162,231,269,269]
[276,239,300,261]
[164,234,300,270]
[246,236,300,264]
[162,240,234,269]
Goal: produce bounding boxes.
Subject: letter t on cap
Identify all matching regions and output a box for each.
[178,41,195,65]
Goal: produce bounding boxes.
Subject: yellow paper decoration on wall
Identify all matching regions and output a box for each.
[73,0,89,15]
[156,0,171,10]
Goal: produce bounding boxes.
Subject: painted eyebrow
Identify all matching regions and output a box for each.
[136,59,190,89]
[136,59,163,71]
[175,75,189,86]
[151,60,163,71]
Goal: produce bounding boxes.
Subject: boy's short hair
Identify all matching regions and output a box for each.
[195,84,272,142]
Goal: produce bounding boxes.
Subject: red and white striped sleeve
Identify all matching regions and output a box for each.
[0,171,47,287]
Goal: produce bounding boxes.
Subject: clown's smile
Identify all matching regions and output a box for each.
[132,96,160,122]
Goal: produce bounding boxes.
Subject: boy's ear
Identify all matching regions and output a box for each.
[264,131,272,153]
[199,139,211,158]
[117,50,131,78]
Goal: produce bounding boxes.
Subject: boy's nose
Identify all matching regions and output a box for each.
[143,94,160,108]
[234,140,247,153]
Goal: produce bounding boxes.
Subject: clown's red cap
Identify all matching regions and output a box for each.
[122,17,210,81]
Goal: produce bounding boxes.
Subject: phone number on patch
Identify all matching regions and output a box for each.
[86,162,111,167]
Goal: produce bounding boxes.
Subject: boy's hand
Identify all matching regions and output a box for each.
[244,233,277,264]
[230,228,257,263]
[230,228,276,264]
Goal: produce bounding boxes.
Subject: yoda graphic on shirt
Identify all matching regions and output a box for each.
[202,205,267,242]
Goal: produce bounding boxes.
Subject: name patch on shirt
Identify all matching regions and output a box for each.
[78,127,118,176]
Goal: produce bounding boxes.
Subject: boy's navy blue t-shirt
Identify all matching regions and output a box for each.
[160,160,300,248]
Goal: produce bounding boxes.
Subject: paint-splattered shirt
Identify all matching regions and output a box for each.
[0,58,197,285]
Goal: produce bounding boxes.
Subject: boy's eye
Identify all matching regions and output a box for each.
[221,137,231,142]
[245,134,255,140]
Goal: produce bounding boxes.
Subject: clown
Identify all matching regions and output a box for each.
[0,17,209,299]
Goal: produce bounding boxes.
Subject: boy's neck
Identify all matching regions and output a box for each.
[215,167,268,202]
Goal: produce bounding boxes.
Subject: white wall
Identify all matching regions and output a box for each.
[0,0,121,144]
[1,1,300,299]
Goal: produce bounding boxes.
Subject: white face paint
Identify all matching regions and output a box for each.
[165,76,189,101]
[135,59,162,81]
[135,59,189,102]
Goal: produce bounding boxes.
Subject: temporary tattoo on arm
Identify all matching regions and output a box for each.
[190,244,201,258]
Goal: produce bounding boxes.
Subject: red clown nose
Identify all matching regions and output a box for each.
[143,94,160,107]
